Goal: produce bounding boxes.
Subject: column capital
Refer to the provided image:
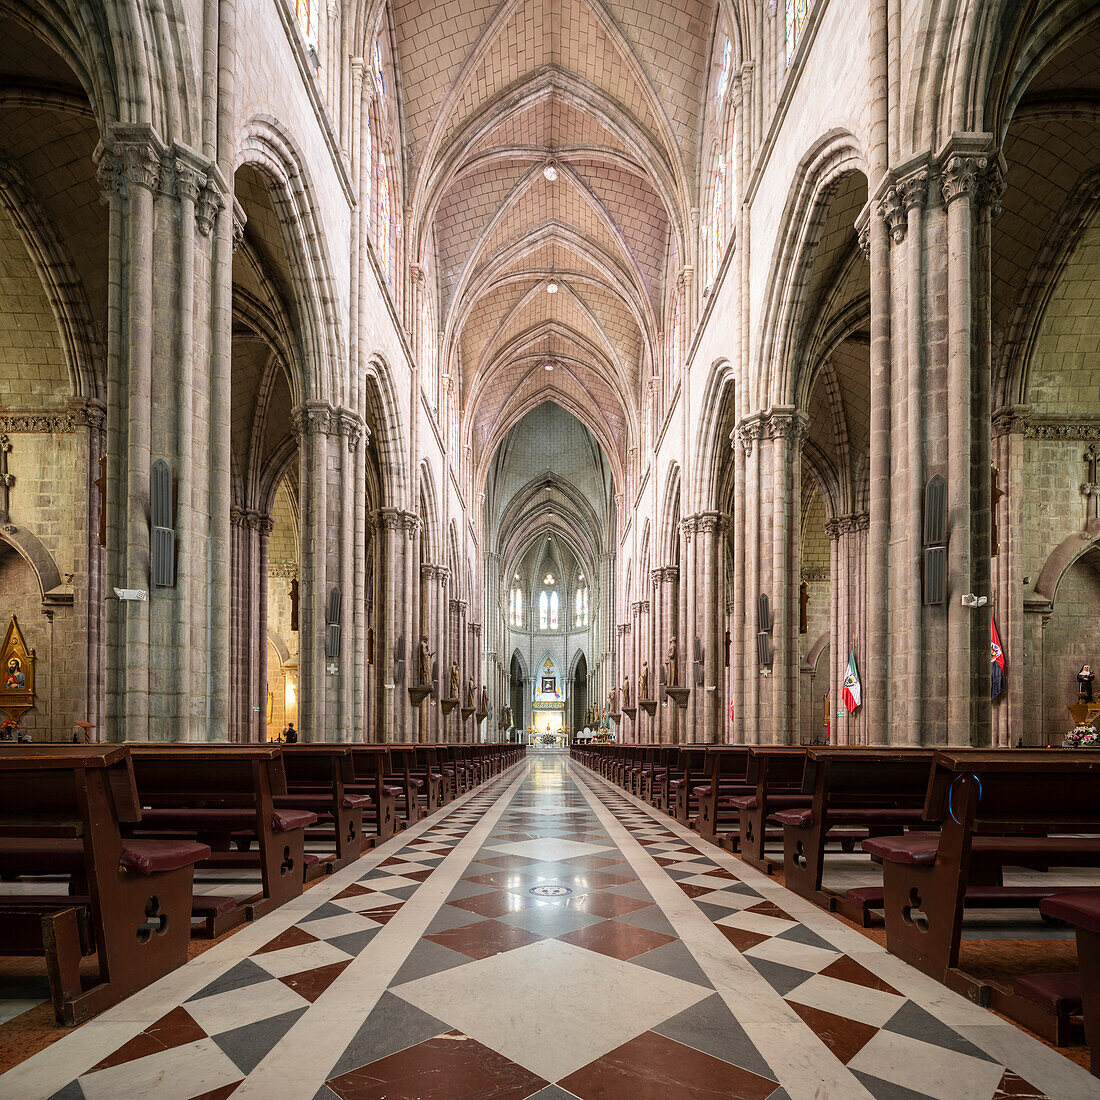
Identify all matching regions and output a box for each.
[734,413,764,456]
[937,134,996,206]
[292,401,335,439]
[992,404,1031,438]
[877,184,907,245]
[449,598,467,614]
[763,406,808,442]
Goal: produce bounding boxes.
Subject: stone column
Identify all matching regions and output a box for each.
[374,509,403,741]
[827,519,842,743]
[402,512,422,740]
[736,416,763,743]
[939,139,993,746]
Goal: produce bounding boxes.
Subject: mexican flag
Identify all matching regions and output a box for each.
[842,649,862,714]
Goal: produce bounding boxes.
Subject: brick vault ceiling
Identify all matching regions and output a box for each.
[398,0,709,478]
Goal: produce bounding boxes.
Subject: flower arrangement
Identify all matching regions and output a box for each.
[1063,724,1099,748]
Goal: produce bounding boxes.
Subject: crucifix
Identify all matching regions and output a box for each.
[1083,445,1099,529]
[93,454,107,547]
[289,579,299,632]
[799,581,809,635]
[990,462,1005,556]
[0,435,14,527]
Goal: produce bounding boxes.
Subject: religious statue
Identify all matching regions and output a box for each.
[466,675,476,709]
[1079,665,1096,704]
[622,674,630,708]
[479,685,489,714]
[448,661,459,699]
[640,660,649,700]
[665,637,678,688]
[417,635,433,686]
[609,686,617,714]
[503,704,513,728]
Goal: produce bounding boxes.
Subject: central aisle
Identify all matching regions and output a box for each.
[4,751,1095,1099]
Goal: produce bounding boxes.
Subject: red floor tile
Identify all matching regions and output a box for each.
[559,1031,776,1100]
[327,1031,547,1100]
[425,919,545,960]
[557,919,676,961]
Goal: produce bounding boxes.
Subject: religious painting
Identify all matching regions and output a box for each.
[541,675,556,694]
[0,614,35,725]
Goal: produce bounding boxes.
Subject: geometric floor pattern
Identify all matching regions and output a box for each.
[3,752,1095,1099]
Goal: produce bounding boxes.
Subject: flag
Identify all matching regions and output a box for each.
[842,649,861,714]
[991,615,1006,700]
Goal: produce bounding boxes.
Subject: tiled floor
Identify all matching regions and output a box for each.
[2,751,1097,1100]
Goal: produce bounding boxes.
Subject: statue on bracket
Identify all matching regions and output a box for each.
[448,661,460,699]
[417,635,434,686]
[639,660,650,700]
[466,674,477,710]
[665,636,678,688]
[0,614,35,731]
[622,674,630,708]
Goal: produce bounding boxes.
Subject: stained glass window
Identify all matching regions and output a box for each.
[786,0,810,62]
[374,38,385,95]
[539,591,548,630]
[509,587,524,627]
[715,37,731,103]
[378,152,391,284]
[712,155,725,275]
[574,587,589,628]
[295,0,316,43]
[550,591,559,630]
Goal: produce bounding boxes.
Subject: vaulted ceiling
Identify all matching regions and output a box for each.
[397,0,711,480]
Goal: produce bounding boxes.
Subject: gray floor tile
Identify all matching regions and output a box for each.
[630,939,715,990]
[187,958,271,1002]
[389,938,471,986]
[882,1001,997,1063]
[213,1007,307,1074]
[653,992,776,1081]
[327,991,449,1077]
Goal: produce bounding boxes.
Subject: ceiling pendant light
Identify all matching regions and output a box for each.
[546,280,558,294]
[543,162,558,182]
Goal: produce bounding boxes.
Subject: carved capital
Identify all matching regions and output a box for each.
[95,151,127,203]
[940,152,988,206]
[375,508,403,531]
[764,407,808,442]
[824,518,843,541]
[173,159,204,204]
[899,169,930,212]
[449,598,467,614]
[979,161,1007,217]
[992,404,1031,438]
[196,177,226,236]
[878,185,907,244]
[734,414,764,456]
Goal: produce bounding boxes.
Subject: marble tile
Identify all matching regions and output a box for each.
[558,1030,777,1100]
[392,938,710,1082]
[557,918,676,961]
[784,972,906,1028]
[213,1007,307,1075]
[847,1029,1006,1100]
[652,994,775,1079]
[185,977,312,1035]
[251,939,355,980]
[327,1030,547,1100]
[487,838,614,862]
[495,904,604,937]
[424,917,545,960]
[77,1038,243,1100]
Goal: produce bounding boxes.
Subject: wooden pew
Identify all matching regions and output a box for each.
[278,744,371,872]
[386,745,427,827]
[732,747,810,873]
[695,748,755,847]
[1024,891,1100,1074]
[772,748,939,923]
[641,747,679,811]
[669,746,710,828]
[346,746,399,845]
[0,745,208,1024]
[126,745,316,929]
[863,750,1100,1000]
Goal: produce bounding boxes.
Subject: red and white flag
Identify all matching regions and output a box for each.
[842,649,862,714]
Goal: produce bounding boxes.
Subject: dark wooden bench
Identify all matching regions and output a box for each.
[0,745,208,1024]
[278,744,371,872]
[733,747,810,873]
[641,747,679,810]
[1020,891,1100,1074]
[773,748,941,923]
[695,747,755,847]
[126,745,315,931]
[346,746,399,845]
[669,746,709,828]
[863,750,1100,1003]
